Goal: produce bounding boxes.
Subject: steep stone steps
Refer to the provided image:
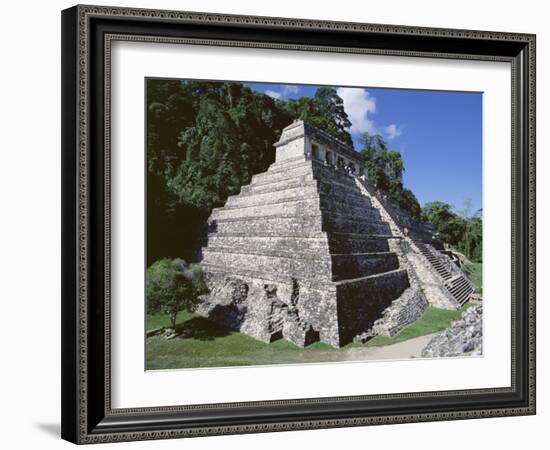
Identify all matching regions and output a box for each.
[447,276,474,305]
[450,282,470,298]
[413,240,453,281]
[455,284,474,299]
[449,286,473,305]
[413,239,475,305]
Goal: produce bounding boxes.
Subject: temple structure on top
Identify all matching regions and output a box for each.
[197,120,477,348]
[275,120,366,177]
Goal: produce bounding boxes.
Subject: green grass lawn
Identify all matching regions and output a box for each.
[146,303,470,370]
[364,303,470,347]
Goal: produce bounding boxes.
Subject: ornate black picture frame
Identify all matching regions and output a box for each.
[61,4,536,444]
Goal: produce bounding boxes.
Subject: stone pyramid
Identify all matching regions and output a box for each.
[197,120,475,347]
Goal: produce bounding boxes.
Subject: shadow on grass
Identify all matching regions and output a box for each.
[175,316,232,341]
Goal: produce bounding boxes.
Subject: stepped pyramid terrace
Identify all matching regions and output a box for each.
[197,120,477,348]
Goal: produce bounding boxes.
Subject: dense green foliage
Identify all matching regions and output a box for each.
[422,201,482,262]
[358,132,423,221]
[147,80,291,263]
[279,87,353,146]
[146,258,207,330]
[147,80,353,264]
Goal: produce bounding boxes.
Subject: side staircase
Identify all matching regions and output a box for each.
[412,239,475,306]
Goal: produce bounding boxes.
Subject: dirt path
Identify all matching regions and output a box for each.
[344,333,438,361]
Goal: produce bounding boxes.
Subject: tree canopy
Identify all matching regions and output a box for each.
[358,132,422,221]
[146,258,207,331]
[279,87,353,146]
[423,201,482,262]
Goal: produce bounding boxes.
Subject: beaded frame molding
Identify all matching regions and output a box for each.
[61,4,536,444]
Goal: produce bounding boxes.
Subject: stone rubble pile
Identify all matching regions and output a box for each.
[421,305,483,358]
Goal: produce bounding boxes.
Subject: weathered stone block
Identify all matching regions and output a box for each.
[331,252,399,281]
[327,234,390,253]
[241,174,315,194]
[202,249,332,280]
[211,214,324,235]
[226,184,318,208]
[211,197,320,221]
[322,214,392,235]
[371,288,428,337]
[283,315,320,347]
[251,162,312,184]
[206,234,329,255]
[335,269,410,345]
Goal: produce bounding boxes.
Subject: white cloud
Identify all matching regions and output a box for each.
[336,87,378,135]
[384,123,402,140]
[263,85,300,100]
[282,85,300,97]
[264,90,282,99]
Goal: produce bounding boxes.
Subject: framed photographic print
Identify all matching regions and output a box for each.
[61,4,536,444]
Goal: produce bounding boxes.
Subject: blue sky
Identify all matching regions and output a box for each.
[247,82,482,216]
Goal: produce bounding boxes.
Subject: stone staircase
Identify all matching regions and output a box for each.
[412,239,474,306]
[446,275,475,306]
[354,176,476,309]
[413,240,453,281]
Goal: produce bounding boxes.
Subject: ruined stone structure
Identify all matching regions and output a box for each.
[197,120,477,347]
[421,305,483,357]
